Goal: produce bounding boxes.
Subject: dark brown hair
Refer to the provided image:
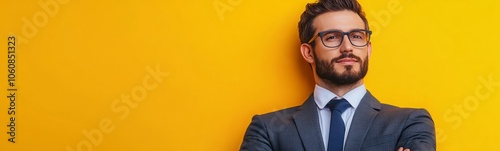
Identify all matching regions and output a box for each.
[298,0,369,47]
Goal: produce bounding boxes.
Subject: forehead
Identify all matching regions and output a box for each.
[312,10,365,33]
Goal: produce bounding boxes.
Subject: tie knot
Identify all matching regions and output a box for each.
[326,98,351,113]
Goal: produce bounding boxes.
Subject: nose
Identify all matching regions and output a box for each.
[339,34,353,53]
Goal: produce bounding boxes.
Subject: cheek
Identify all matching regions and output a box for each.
[316,49,338,61]
[355,50,369,61]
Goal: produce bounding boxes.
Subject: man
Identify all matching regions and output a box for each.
[240,0,436,151]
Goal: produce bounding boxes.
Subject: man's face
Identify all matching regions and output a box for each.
[310,10,371,86]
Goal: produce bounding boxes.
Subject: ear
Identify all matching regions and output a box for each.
[367,42,372,58]
[300,43,315,64]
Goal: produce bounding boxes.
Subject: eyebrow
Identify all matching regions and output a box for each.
[322,28,366,32]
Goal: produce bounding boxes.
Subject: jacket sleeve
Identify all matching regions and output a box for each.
[240,115,273,151]
[397,109,436,151]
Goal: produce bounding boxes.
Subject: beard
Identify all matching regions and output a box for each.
[314,52,369,86]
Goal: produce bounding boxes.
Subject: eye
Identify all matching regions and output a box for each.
[322,32,342,41]
[350,32,366,40]
[325,35,336,40]
[352,35,363,39]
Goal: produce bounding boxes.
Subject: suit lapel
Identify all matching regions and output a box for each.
[344,91,381,151]
[293,94,325,151]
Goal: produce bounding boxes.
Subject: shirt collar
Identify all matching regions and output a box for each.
[314,84,366,110]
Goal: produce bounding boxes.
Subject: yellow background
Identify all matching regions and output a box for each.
[1,0,500,150]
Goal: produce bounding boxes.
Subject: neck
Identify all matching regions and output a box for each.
[316,79,364,97]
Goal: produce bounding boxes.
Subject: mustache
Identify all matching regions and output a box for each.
[331,53,362,64]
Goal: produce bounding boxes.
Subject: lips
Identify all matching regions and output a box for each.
[336,58,358,63]
[331,53,362,65]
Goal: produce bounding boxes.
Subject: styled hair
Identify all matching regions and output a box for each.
[298,0,369,47]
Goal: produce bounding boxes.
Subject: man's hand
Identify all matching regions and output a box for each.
[398,147,410,151]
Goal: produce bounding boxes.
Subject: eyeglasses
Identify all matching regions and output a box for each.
[307,29,372,48]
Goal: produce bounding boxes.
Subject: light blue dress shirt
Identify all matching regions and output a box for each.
[313,84,367,150]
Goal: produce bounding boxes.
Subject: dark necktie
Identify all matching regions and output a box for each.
[326,98,351,151]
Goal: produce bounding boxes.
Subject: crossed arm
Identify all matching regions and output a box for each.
[396,109,436,151]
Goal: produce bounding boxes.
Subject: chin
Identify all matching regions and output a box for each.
[335,65,357,71]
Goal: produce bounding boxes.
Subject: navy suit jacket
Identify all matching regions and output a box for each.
[240,91,435,151]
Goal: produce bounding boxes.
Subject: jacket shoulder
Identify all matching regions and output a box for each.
[380,103,430,113]
[377,103,433,123]
[256,106,301,122]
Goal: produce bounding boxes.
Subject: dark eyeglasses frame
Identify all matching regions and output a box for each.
[307,29,372,48]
